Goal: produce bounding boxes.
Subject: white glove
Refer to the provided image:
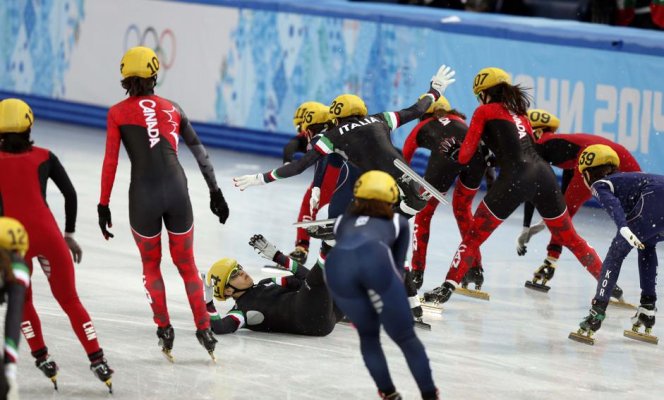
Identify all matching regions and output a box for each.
[249,234,278,261]
[515,221,546,256]
[430,64,456,98]
[310,186,321,215]
[620,226,645,249]
[233,173,265,191]
[5,363,18,400]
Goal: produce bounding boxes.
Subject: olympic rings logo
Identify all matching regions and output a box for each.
[124,25,176,85]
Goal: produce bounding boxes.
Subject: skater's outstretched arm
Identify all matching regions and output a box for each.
[234,149,323,190]
[211,309,245,334]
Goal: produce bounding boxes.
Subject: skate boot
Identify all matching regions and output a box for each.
[569,303,607,345]
[289,246,309,264]
[379,390,403,400]
[411,269,425,290]
[624,302,658,344]
[196,328,218,362]
[525,258,556,292]
[33,349,58,390]
[608,284,635,309]
[157,324,175,362]
[457,267,490,300]
[89,352,114,393]
[423,282,455,305]
[461,267,484,290]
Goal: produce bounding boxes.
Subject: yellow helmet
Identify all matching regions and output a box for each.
[578,144,620,173]
[472,67,511,95]
[329,94,367,119]
[206,258,241,301]
[425,95,451,114]
[354,170,399,204]
[121,46,160,79]
[528,109,560,132]
[0,217,29,257]
[0,98,34,134]
[295,102,330,132]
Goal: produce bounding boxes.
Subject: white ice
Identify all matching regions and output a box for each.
[9,121,664,400]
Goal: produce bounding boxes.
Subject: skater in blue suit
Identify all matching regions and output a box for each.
[324,170,438,400]
[573,144,664,342]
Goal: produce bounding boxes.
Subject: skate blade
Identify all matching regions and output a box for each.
[50,376,58,391]
[609,299,636,309]
[414,318,432,331]
[455,287,490,301]
[568,331,595,345]
[524,281,550,293]
[105,379,113,394]
[208,351,217,363]
[623,330,659,345]
[419,297,443,312]
[162,348,175,363]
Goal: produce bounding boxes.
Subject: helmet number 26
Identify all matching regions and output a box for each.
[329,101,344,116]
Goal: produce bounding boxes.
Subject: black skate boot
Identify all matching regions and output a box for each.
[461,267,484,290]
[608,284,635,308]
[289,246,309,264]
[157,324,175,362]
[624,300,658,344]
[89,350,114,393]
[196,328,218,362]
[404,271,426,328]
[569,302,607,345]
[423,282,455,305]
[379,390,403,400]
[525,258,556,292]
[33,348,58,390]
[411,269,424,290]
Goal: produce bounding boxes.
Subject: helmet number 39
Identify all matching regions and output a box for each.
[579,151,596,167]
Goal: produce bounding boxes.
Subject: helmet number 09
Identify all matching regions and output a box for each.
[529,111,550,124]
[330,101,344,116]
[474,73,489,88]
[146,56,160,75]
[579,151,596,166]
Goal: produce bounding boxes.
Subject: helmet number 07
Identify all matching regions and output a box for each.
[474,73,489,88]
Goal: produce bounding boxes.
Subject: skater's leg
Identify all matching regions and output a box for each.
[411,199,438,272]
[544,210,602,279]
[167,227,210,330]
[20,256,47,353]
[132,230,169,328]
[592,234,632,305]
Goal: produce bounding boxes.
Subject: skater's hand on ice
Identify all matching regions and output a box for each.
[233,174,265,191]
[515,221,546,255]
[249,234,278,261]
[210,188,230,224]
[64,233,82,263]
[97,204,114,240]
[620,227,645,249]
[429,64,456,98]
[309,186,321,215]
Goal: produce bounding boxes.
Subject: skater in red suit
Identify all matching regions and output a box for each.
[0,98,113,391]
[401,96,490,289]
[98,46,227,360]
[424,68,608,304]
[516,109,641,291]
[285,102,339,264]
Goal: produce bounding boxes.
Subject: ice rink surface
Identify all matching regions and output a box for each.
[9,121,664,400]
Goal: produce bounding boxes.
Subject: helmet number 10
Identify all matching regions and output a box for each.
[146,56,160,75]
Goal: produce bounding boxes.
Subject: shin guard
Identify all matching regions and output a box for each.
[545,211,602,279]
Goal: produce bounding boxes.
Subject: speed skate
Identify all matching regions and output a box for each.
[623,326,659,345]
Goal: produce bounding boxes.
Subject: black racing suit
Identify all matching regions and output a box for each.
[261,96,436,216]
[210,264,339,336]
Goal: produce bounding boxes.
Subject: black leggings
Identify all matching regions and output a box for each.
[484,162,566,220]
[425,153,485,193]
[289,265,340,336]
[129,177,193,236]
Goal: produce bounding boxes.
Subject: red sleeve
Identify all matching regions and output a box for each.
[99,109,121,205]
[458,106,486,165]
[402,118,432,164]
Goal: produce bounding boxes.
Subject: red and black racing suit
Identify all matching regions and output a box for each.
[0,146,105,362]
[100,95,220,331]
[444,103,603,285]
[402,114,487,273]
[524,132,641,262]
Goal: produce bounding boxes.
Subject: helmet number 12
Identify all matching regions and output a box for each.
[7,228,26,248]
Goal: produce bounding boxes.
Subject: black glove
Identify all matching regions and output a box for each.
[97,204,114,240]
[439,137,460,162]
[210,188,229,224]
